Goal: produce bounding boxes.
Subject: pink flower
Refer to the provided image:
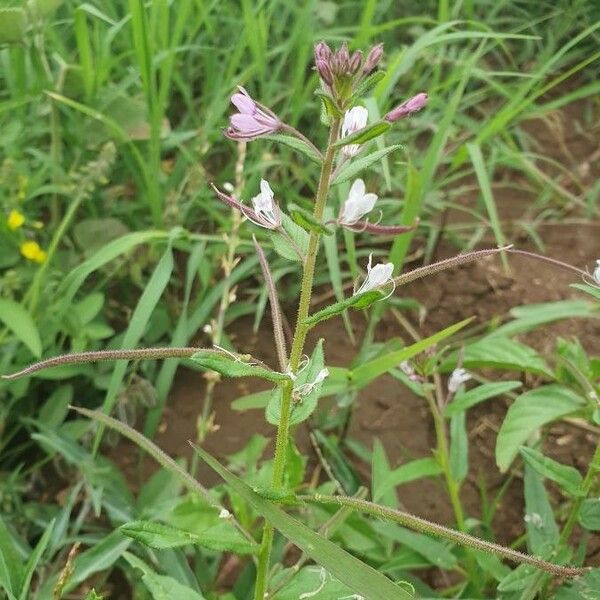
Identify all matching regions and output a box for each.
[384,93,428,122]
[225,87,281,140]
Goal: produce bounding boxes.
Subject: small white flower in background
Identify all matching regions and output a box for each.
[341,106,369,157]
[223,181,235,193]
[354,253,394,295]
[250,179,281,228]
[400,361,415,377]
[219,508,231,519]
[448,368,472,393]
[524,512,544,528]
[294,368,330,398]
[593,259,600,285]
[339,178,378,225]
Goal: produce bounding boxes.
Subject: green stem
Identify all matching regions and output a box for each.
[297,495,585,577]
[253,117,341,600]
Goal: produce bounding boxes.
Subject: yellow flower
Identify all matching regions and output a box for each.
[20,240,47,264]
[7,209,25,230]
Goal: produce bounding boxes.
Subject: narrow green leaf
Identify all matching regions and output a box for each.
[496,386,584,472]
[376,458,442,502]
[18,520,55,600]
[350,71,386,103]
[272,214,309,262]
[94,241,176,450]
[66,531,131,593]
[124,553,206,600]
[524,463,559,555]
[372,439,398,508]
[190,444,412,599]
[288,203,334,235]
[445,336,551,377]
[191,351,290,383]
[303,290,384,327]
[332,145,403,185]
[0,299,43,357]
[449,412,468,483]
[0,516,24,597]
[263,134,321,163]
[352,318,472,387]
[519,447,583,497]
[444,381,522,417]
[120,520,257,554]
[334,120,391,148]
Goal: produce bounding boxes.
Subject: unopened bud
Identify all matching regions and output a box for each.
[384,92,428,122]
[363,43,384,74]
[314,40,332,62]
[349,50,363,74]
[316,59,334,86]
[336,42,350,71]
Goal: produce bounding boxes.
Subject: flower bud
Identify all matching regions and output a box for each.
[316,59,334,86]
[336,42,350,71]
[349,50,363,74]
[363,43,384,74]
[384,92,428,122]
[314,40,332,63]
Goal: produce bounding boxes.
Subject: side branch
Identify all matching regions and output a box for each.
[2,347,208,381]
[298,494,588,578]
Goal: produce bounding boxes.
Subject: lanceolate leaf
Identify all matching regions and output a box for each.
[519,447,583,497]
[496,386,584,472]
[332,145,403,185]
[191,350,290,383]
[352,318,473,387]
[444,381,522,417]
[303,290,384,327]
[120,520,257,554]
[263,134,322,163]
[0,299,43,358]
[334,120,391,148]
[190,443,412,600]
[124,553,206,600]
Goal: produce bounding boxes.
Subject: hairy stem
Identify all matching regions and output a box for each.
[298,494,586,578]
[254,117,341,600]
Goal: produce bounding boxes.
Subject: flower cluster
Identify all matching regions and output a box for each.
[314,41,383,97]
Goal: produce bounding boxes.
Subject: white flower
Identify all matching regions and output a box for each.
[593,259,600,285]
[354,253,394,295]
[448,368,472,393]
[339,179,378,225]
[341,106,368,157]
[524,512,544,528]
[399,361,415,377]
[219,508,231,519]
[250,179,281,228]
[294,368,329,398]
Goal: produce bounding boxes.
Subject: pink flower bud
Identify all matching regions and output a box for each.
[349,50,363,74]
[316,59,334,86]
[363,43,384,74]
[314,41,332,62]
[384,92,428,122]
[335,42,350,71]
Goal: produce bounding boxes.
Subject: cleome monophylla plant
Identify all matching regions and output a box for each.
[4,41,599,600]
